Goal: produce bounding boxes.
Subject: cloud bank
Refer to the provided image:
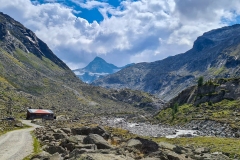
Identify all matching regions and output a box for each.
[1,0,240,69]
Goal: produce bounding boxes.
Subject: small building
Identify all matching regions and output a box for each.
[26,109,54,120]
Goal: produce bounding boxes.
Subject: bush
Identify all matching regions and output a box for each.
[198,76,204,86]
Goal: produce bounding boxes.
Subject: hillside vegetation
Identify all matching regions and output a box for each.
[155,78,240,130]
[0,12,163,119]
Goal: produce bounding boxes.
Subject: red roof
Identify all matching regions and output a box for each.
[27,109,53,114]
[34,110,50,114]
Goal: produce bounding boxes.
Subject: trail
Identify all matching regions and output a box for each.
[0,120,41,160]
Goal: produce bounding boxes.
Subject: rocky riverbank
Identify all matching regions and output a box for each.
[31,124,232,160]
[184,120,240,138]
[99,117,239,138]
[100,117,200,138]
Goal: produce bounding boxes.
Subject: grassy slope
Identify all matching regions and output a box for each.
[155,99,240,129]
[0,47,159,119]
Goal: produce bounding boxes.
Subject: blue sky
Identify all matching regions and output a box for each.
[1,0,240,69]
[31,0,125,22]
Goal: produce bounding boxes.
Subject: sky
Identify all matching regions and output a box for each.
[1,0,240,69]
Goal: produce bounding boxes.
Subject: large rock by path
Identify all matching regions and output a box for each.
[44,146,68,155]
[83,134,112,149]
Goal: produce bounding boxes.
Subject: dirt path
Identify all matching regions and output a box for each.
[0,120,41,160]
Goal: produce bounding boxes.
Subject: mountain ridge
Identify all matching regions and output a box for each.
[92,24,240,101]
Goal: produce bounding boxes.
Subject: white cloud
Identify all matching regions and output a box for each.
[1,0,240,69]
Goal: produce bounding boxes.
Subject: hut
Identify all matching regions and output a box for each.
[26,109,54,120]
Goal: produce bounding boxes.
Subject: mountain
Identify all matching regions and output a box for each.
[93,24,240,101]
[73,57,134,83]
[155,77,240,133]
[0,12,163,119]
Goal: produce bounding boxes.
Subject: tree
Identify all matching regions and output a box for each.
[173,103,178,113]
[198,76,204,86]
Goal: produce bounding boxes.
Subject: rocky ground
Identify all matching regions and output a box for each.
[99,117,198,138]
[99,117,239,138]
[183,120,239,138]
[31,124,233,160]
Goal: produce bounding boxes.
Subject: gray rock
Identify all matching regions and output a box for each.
[135,137,159,154]
[61,128,71,134]
[69,148,93,159]
[165,151,182,160]
[127,139,142,150]
[83,134,112,149]
[194,147,210,154]
[159,142,183,154]
[76,144,97,150]
[77,153,134,160]
[30,151,51,160]
[49,153,63,160]
[14,123,23,127]
[71,126,92,135]
[52,133,68,140]
[141,158,162,160]
[45,146,68,155]
[211,152,230,160]
[91,126,110,139]
[68,135,86,144]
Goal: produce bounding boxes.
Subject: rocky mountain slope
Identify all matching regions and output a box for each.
[0,12,162,119]
[93,25,240,101]
[155,78,240,136]
[73,57,134,83]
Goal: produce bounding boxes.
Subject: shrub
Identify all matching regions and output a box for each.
[198,76,204,86]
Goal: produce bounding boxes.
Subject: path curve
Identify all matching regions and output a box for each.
[0,120,41,160]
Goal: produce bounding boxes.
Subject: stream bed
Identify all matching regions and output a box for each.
[100,117,201,138]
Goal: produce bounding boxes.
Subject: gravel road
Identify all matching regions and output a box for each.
[0,120,41,160]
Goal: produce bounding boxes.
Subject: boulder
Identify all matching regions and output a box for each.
[211,152,230,160]
[76,144,97,150]
[61,128,71,134]
[14,122,23,127]
[165,151,182,160]
[45,146,68,155]
[91,126,110,139]
[52,133,68,140]
[71,126,92,135]
[69,148,91,159]
[49,153,63,160]
[65,143,76,152]
[135,137,158,153]
[127,139,142,150]
[66,135,86,144]
[30,151,51,160]
[194,147,210,154]
[83,134,112,149]
[76,153,134,160]
[42,134,54,142]
[141,158,163,160]
[158,142,183,154]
